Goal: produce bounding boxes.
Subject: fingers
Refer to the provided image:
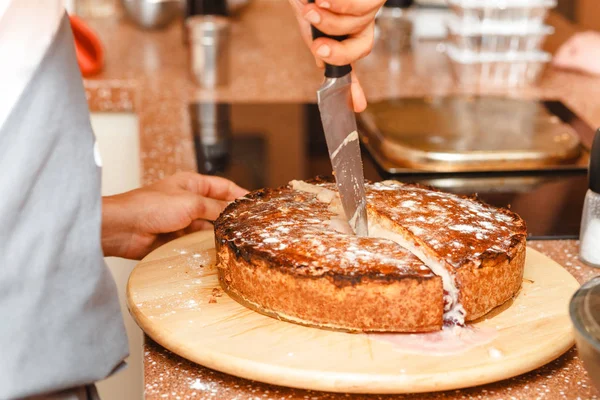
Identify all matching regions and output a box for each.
[167,172,249,201]
[297,0,371,111]
[184,219,214,234]
[310,21,374,66]
[552,32,600,75]
[313,0,384,16]
[302,4,376,36]
[184,193,230,222]
[350,70,367,112]
[194,175,249,201]
[292,0,379,70]
[553,35,580,66]
[290,0,312,46]
[290,0,324,68]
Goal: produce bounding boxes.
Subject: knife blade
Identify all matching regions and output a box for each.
[308,7,369,236]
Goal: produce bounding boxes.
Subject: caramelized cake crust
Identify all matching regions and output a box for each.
[214,178,526,332]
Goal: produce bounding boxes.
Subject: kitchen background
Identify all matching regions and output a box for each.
[67,0,600,398]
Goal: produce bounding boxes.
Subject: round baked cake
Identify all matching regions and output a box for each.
[214,178,527,333]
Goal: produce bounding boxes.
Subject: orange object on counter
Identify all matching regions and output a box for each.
[69,14,104,77]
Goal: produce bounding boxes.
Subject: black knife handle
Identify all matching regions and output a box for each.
[307,0,352,78]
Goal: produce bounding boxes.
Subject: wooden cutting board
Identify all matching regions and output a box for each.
[126,230,579,394]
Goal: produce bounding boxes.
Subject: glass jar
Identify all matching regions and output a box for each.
[580,189,600,267]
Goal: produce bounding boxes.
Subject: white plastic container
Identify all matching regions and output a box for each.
[446,44,551,87]
[447,18,554,53]
[448,0,557,30]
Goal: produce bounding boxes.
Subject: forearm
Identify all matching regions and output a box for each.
[101,195,136,259]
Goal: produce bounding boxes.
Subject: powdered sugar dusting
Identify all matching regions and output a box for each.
[449,224,480,233]
[216,182,433,280]
[367,181,526,269]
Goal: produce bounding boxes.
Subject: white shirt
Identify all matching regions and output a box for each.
[0,0,63,129]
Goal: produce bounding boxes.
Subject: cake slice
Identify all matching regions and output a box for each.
[365,181,527,324]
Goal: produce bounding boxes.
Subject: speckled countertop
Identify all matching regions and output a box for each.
[83,1,600,398]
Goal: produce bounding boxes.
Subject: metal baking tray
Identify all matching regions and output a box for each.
[357,96,592,175]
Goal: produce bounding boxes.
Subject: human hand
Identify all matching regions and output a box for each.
[553,31,600,76]
[101,171,248,260]
[289,0,385,112]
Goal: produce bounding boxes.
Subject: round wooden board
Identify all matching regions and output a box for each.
[127,230,579,394]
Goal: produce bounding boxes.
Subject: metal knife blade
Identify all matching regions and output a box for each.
[317,74,369,236]
[306,0,368,236]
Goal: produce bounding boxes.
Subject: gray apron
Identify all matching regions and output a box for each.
[0,14,129,400]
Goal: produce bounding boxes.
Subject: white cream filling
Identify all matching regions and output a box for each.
[326,215,354,235]
[368,222,465,325]
[330,130,359,160]
[290,180,328,195]
[289,180,466,326]
[317,187,337,204]
[349,207,360,230]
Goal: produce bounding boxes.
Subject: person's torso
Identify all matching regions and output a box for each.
[0,6,129,399]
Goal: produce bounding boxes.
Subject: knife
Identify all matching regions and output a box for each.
[308,1,369,236]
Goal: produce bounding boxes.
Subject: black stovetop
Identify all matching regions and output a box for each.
[191,102,589,240]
